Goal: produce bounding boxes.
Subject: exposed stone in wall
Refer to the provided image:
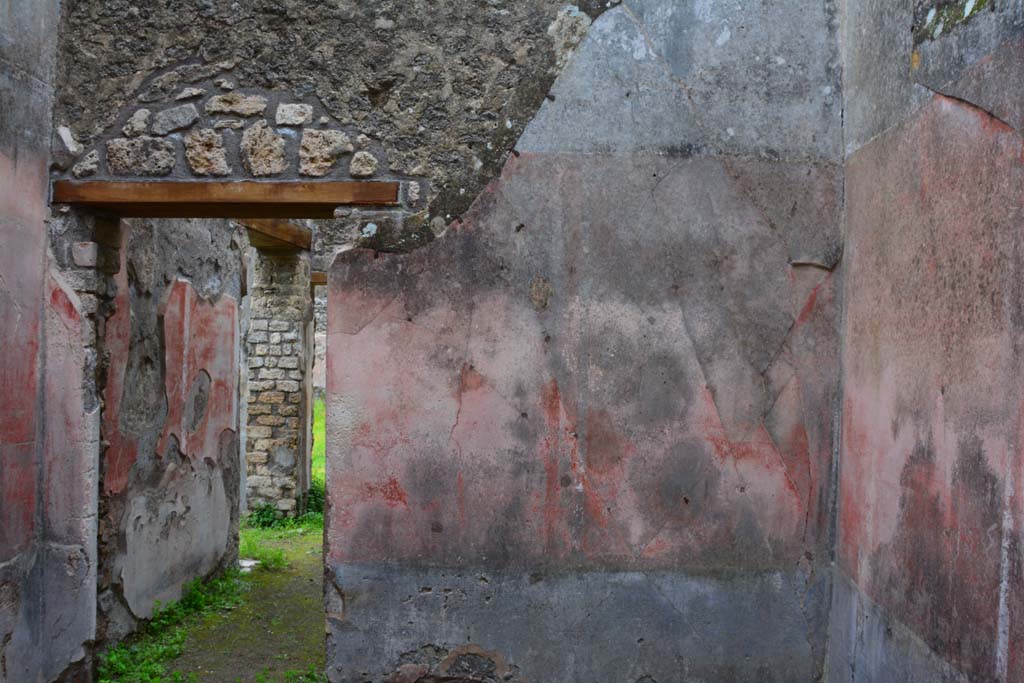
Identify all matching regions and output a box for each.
[184,128,230,176]
[54,1,613,228]
[245,250,312,514]
[313,287,327,399]
[55,80,389,183]
[314,203,432,262]
[105,135,176,176]
[301,130,354,177]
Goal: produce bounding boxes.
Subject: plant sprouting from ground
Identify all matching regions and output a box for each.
[96,572,244,683]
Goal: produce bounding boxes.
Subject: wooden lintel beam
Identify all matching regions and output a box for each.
[52,180,400,218]
[239,219,312,251]
[311,271,328,286]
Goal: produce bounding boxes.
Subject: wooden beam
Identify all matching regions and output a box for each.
[239,219,312,251]
[52,180,400,218]
[310,271,328,286]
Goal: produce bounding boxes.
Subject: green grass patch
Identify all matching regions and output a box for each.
[96,572,245,683]
[243,506,324,532]
[239,531,288,571]
[307,398,327,515]
[239,511,323,572]
[312,398,326,484]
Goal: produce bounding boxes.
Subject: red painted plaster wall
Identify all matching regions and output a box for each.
[327,154,840,574]
[1,0,96,677]
[100,230,240,626]
[839,94,1024,681]
[323,144,844,683]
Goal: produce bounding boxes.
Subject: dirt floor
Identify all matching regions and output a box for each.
[168,528,325,682]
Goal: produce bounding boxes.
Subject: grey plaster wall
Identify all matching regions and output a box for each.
[520,0,842,160]
[841,0,1022,156]
[330,565,830,683]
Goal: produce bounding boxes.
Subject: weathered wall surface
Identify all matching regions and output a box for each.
[326,1,843,680]
[94,218,244,643]
[1,0,99,680]
[54,0,609,238]
[245,250,312,514]
[830,2,1024,681]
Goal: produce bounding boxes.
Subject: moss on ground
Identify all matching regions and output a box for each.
[98,388,330,682]
[167,526,325,682]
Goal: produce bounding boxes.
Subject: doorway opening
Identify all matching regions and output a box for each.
[52,179,398,681]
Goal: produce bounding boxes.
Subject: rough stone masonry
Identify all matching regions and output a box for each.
[245,250,313,514]
[0,0,1022,682]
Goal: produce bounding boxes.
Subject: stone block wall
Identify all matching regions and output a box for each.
[245,251,313,514]
[54,2,606,229]
[312,286,327,399]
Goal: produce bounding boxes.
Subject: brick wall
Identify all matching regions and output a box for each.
[245,250,312,514]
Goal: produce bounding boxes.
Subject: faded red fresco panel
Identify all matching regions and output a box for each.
[0,154,44,449]
[327,153,840,571]
[101,234,137,494]
[43,273,97,546]
[0,442,36,561]
[157,278,238,462]
[103,247,238,493]
[841,94,1024,680]
[0,145,46,564]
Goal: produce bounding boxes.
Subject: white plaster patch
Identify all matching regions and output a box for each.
[57,126,82,155]
[715,26,731,47]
